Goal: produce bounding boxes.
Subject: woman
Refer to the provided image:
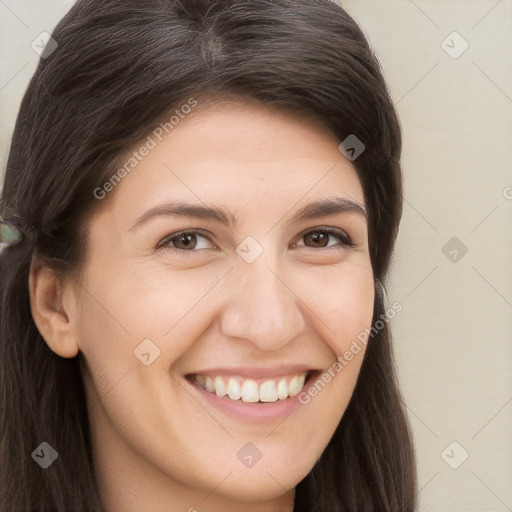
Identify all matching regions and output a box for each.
[0,0,417,510]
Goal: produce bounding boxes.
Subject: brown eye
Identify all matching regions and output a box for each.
[172,233,198,250]
[298,227,355,250]
[304,231,329,248]
[157,230,213,252]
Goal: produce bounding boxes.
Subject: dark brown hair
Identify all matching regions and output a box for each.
[0,0,417,510]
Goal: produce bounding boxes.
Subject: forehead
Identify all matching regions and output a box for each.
[169,99,341,158]
[93,100,365,225]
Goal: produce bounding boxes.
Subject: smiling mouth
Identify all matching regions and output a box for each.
[185,370,319,403]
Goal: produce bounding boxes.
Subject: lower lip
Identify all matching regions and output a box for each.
[185,372,320,424]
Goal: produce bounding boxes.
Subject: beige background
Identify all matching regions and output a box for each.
[1,1,511,510]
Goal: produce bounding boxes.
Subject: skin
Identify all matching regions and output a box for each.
[29,99,375,512]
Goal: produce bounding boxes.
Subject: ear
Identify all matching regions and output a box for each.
[28,257,80,358]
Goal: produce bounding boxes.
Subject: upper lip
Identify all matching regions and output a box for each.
[186,365,321,380]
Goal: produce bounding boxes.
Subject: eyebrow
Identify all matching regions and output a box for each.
[129,195,367,231]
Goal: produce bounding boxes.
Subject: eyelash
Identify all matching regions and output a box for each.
[156,227,357,256]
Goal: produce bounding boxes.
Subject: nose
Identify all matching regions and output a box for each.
[220,254,306,352]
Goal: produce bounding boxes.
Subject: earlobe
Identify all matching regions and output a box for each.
[28,258,80,359]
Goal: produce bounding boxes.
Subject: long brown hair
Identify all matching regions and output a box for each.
[0,0,417,510]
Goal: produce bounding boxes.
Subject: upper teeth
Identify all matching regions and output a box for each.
[193,373,308,403]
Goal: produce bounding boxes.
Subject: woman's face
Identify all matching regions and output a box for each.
[71,100,375,510]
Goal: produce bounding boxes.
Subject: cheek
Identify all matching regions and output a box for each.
[335,270,375,385]
[73,258,216,390]
[334,272,375,354]
[297,262,375,416]
[302,260,375,354]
